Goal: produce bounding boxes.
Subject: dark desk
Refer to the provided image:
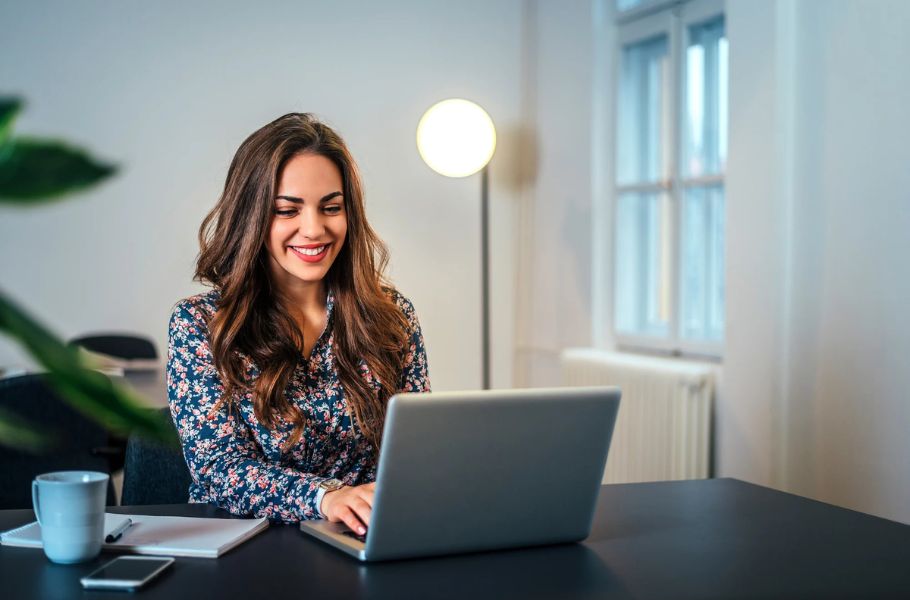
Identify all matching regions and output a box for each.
[2,478,909,599]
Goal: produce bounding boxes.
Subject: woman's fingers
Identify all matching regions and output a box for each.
[322,483,376,534]
[337,505,366,535]
[349,497,372,529]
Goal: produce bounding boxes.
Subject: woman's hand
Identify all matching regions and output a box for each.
[320,482,375,535]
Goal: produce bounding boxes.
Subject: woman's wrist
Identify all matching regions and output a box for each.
[319,488,342,516]
[316,478,346,518]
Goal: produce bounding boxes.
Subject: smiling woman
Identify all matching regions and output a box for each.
[166,114,430,535]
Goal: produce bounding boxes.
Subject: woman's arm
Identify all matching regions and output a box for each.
[166,299,330,523]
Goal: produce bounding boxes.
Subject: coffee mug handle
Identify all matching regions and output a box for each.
[31,480,43,526]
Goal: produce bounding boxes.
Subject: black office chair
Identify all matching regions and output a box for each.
[121,408,192,505]
[69,334,158,361]
[69,333,161,473]
[0,374,118,509]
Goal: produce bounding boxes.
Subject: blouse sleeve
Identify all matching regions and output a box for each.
[395,294,431,393]
[166,300,331,523]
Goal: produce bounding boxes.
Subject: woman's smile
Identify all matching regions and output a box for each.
[290,243,331,263]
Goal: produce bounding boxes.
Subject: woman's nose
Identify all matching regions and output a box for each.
[298,211,326,239]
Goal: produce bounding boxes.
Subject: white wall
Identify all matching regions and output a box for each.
[0,0,523,392]
[783,0,910,520]
[513,0,598,388]
[721,0,794,497]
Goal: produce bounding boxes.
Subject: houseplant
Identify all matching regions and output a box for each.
[0,97,172,450]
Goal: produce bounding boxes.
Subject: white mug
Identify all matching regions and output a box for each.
[31,471,109,564]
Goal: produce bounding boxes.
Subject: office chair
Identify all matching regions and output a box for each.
[69,334,158,361]
[69,333,162,473]
[121,408,192,505]
[0,374,118,509]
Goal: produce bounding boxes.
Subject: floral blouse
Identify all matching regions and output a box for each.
[166,288,430,523]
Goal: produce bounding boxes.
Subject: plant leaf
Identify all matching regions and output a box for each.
[0,290,174,445]
[0,97,22,143]
[0,406,51,453]
[0,138,117,203]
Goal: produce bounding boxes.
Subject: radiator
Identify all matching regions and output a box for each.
[560,348,715,484]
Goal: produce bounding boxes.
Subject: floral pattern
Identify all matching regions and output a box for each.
[166,288,430,523]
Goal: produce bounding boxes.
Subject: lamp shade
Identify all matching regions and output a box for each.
[416,99,496,178]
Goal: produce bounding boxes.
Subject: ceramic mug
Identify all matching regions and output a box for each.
[31,471,109,564]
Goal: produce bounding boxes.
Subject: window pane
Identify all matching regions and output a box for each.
[617,34,669,185]
[680,185,725,341]
[682,16,727,178]
[615,191,671,337]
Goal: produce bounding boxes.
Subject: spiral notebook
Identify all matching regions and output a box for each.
[0,513,268,558]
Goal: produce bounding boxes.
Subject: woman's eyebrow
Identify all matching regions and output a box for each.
[275,191,343,204]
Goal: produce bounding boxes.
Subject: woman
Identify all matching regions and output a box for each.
[167,113,430,535]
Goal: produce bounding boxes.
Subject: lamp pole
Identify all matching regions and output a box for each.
[480,166,490,390]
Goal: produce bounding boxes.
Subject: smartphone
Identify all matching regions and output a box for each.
[80,556,175,591]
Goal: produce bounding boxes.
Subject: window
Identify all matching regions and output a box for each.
[612,0,727,356]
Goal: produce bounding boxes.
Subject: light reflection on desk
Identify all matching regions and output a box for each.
[355,542,630,600]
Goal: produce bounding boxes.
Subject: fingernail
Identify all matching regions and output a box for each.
[359,527,366,534]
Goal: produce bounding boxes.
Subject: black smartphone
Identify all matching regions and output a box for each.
[80,556,175,591]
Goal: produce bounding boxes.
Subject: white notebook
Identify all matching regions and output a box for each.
[0,513,268,558]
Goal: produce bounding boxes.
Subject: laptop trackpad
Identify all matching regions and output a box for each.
[300,520,367,556]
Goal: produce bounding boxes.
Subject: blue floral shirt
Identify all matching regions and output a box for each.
[166,288,430,523]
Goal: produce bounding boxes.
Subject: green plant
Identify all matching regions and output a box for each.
[0,97,172,450]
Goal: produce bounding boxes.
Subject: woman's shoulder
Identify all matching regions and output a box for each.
[170,289,221,328]
[384,287,418,319]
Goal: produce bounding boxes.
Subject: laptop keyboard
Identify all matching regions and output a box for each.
[342,529,367,543]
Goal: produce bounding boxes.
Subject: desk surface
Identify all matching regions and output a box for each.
[2,478,908,600]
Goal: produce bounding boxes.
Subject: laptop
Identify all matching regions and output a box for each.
[299,386,621,562]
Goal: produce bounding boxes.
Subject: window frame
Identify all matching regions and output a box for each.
[610,0,726,358]
[616,0,681,24]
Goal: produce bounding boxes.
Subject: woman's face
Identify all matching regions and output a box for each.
[266,153,348,295]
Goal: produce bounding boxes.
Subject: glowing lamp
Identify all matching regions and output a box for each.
[417,99,496,178]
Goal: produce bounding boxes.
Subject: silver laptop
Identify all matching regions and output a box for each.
[299,386,621,562]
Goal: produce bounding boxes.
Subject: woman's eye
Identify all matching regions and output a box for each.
[324,205,342,215]
[275,209,297,216]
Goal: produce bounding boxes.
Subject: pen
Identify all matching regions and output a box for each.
[105,518,133,543]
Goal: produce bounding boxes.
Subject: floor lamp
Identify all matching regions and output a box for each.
[416,99,497,389]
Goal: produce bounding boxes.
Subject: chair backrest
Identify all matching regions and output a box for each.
[0,374,117,509]
[121,408,192,506]
[69,334,158,361]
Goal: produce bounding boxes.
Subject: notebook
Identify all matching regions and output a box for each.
[0,513,268,558]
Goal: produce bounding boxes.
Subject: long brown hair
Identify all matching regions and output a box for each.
[195,113,410,451]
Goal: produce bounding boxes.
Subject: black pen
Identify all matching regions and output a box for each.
[105,518,134,543]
